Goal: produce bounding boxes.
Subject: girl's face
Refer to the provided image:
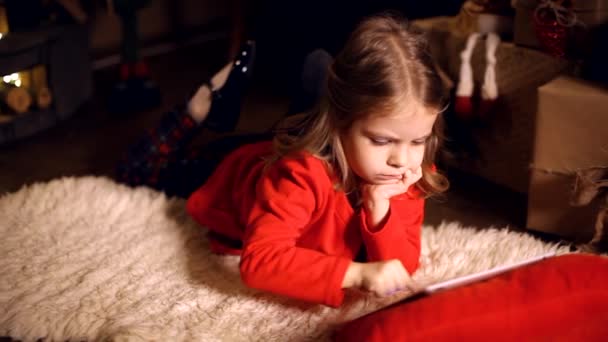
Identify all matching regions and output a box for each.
[341,103,437,185]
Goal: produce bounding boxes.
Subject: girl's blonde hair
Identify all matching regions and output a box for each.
[272,12,449,196]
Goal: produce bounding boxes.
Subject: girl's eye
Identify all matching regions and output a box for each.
[370,137,390,145]
[412,137,429,146]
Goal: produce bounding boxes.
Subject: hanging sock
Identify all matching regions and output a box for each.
[479,32,500,120]
[455,33,480,120]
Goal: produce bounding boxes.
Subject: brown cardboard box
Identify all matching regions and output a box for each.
[572,0,608,26]
[527,171,600,241]
[571,1,608,56]
[527,76,608,241]
[575,10,608,27]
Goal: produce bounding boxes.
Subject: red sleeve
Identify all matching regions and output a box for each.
[239,156,352,308]
[359,192,423,274]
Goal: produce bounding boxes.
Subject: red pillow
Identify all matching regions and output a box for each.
[334,254,608,341]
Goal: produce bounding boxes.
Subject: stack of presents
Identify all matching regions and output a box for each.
[516,0,608,248]
[529,75,607,248]
[414,0,608,249]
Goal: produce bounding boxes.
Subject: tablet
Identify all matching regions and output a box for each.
[423,252,557,294]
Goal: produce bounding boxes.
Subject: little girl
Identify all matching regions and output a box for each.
[118,13,449,308]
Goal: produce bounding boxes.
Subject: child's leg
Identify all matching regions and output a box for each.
[116,41,256,197]
[115,105,207,197]
[188,40,256,131]
[159,132,273,198]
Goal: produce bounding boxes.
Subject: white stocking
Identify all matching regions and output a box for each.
[456,33,480,98]
[481,32,500,100]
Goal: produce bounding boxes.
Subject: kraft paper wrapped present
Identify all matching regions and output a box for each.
[527,76,608,241]
[571,0,608,26]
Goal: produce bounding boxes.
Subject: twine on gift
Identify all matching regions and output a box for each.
[529,165,608,176]
[534,0,584,27]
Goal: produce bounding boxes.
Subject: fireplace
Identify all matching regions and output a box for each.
[0,23,92,145]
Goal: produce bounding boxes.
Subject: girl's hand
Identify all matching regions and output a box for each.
[403,166,423,190]
[342,260,419,297]
[361,167,422,229]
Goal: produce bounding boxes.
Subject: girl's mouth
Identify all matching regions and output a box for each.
[376,174,403,181]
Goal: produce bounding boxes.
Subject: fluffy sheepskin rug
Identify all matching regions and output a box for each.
[0,176,571,341]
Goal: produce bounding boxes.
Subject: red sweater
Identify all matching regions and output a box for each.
[186,141,424,307]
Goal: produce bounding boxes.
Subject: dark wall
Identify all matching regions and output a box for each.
[247,0,465,90]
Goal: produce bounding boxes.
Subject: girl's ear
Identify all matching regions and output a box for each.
[570,167,608,206]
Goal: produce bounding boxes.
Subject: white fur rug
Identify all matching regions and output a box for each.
[0,176,571,342]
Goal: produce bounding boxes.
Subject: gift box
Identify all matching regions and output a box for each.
[515,0,608,56]
[413,16,572,193]
[514,0,541,48]
[527,76,608,241]
[571,0,608,27]
[570,0,608,59]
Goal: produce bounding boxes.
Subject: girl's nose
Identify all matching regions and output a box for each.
[387,148,407,169]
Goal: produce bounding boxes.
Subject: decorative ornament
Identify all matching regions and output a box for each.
[533,0,581,58]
